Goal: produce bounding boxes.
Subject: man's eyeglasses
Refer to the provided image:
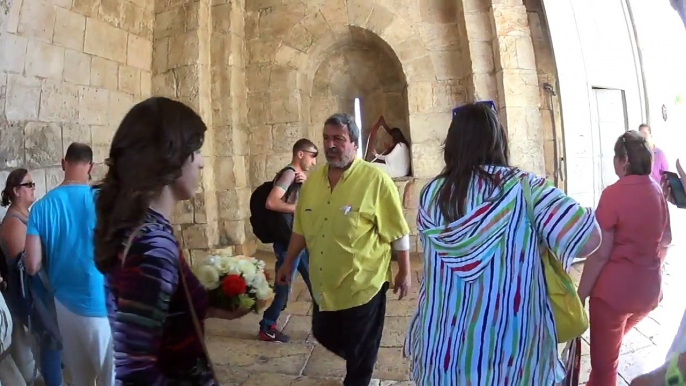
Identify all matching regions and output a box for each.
[19,182,36,189]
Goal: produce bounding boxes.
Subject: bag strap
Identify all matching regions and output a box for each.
[120,223,217,382]
[179,259,217,381]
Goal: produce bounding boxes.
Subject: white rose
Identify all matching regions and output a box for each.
[235,259,257,278]
[194,265,220,290]
[255,284,273,300]
[211,255,232,274]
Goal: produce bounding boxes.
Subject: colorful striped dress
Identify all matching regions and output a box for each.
[404,167,597,385]
[104,209,215,385]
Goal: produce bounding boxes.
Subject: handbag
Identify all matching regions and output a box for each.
[520,177,589,343]
[122,224,219,385]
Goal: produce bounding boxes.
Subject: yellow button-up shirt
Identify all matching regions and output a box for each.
[293,158,410,312]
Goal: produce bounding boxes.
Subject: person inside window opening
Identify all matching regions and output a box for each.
[369,116,411,178]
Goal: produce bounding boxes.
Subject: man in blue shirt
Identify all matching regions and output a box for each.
[25,143,113,386]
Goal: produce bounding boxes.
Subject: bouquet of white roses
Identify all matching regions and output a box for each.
[193,252,274,313]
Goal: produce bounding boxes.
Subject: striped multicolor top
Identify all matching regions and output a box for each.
[404,167,596,385]
[104,209,215,385]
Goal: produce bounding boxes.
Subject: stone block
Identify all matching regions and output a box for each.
[418,22,461,51]
[212,3,231,33]
[218,219,246,245]
[127,34,152,71]
[300,9,329,40]
[0,73,5,118]
[419,0,458,23]
[45,167,64,191]
[404,55,436,83]
[118,65,140,94]
[246,65,270,93]
[247,92,268,126]
[496,69,540,109]
[108,91,134,125]
[182,223,217,249]
[257,4,306,38]
[273,45,307,69]
[246,38,278,64]
[409,112,451,143]
[91,57,119,90]
[407,82,433,114]
[464,11,492,41]
[491,4,529,37]
[265,152,292,179]
[17,0,56,42]
[0,122,26,168]
[430,50,462,81]
[168,31,200,69]
[140,71,152,96]
[120,1,146,36]
[63,50,91,85]
[283,23,314,53]
[29,169,47,200]
[271,123,302,153]
[90,125,116,163]
[249,155,267,187]
[469,41,495,73]
[174,198,195,224]
[403,178,431,209]
[5,74,41,121]
[151,72,176,99]
[471,72,498,103]
[496,35,536,70]
[268,91,301,124]
[99,0,122,27]
[217,188,251,221]
[152,38,169,75]
[39,80,79,122]
[25,122,62,167]
[248,125,272,155]
[432,80,466,113]
[84,18,128,63]
[380,18,416,48]
[215,157,237,191]
[78,86,109,125]
[54,7,86,50]
[394,35,428,64]
[72,0,99,17]
[25,40,65,80]
[62,123,91,154]
[411,142,444,178]
[0,34,28,73]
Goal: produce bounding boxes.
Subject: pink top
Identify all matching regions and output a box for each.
[651,146,669,183]
[592,175,670,313]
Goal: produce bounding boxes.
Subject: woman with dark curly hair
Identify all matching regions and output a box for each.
[95,97,248,385]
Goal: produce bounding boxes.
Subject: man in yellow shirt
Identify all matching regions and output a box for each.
[276,113,412,386]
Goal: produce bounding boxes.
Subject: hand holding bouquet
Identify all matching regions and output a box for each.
[193,253,274,313]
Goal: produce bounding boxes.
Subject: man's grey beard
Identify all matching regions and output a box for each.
[326,152,354,169]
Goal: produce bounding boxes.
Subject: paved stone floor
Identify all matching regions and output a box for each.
[207,208,686,385]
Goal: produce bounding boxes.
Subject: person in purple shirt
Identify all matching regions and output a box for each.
[639,124,669,182]
[93,97,250,385]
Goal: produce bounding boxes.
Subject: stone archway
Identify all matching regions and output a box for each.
[307,26,410,167]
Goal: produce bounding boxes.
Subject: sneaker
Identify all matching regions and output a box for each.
[258,325,291,343]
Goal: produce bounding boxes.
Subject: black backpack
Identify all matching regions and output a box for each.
[249,166,300,244]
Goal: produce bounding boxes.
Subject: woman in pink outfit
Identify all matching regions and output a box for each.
[578,130,671,386]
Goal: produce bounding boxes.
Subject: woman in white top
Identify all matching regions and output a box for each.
[373,127,411,178]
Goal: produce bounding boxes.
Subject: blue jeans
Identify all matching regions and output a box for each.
[40,344,63,386]
[260,242,313,329]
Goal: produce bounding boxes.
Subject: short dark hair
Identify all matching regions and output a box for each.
[324,113,359,145]
[1,168,29,207]
[64,142,93,163]
[292,138,317,155]
[638,123,651,133]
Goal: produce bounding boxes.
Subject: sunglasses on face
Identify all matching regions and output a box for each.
[19,182,36,189]
[303,150,318,158]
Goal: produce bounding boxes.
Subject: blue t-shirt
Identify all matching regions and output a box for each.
[27,185,106,317]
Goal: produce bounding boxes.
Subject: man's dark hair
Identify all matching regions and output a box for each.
[293,138,317,155]
[324,113,359,145]
[64,142,93,163]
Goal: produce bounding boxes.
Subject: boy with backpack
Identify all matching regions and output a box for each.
[250,139,318,342]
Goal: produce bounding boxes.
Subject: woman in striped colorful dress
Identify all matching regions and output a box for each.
[404,103,601,385]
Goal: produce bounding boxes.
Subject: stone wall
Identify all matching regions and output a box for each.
[1,0,553,257]
[0,0,153,213]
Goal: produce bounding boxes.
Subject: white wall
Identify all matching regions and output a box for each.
[542,0,645,207]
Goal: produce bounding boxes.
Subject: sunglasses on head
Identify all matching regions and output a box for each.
[19,182,35,189]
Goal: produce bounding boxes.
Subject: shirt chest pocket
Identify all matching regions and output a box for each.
[331,210,373,241]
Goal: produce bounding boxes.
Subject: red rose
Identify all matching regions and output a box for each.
[221,274,247,297]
